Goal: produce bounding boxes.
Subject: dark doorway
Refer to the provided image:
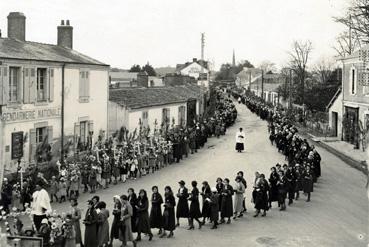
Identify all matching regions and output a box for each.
[332,112,338,137]
[343,106,359,145]
[187,99,197,127]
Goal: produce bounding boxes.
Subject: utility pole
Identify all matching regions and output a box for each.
[261,69,264,100]
[201,33,205,73]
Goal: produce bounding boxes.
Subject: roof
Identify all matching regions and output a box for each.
[176,60,209,72]
[109,85,205,109]
[0,38,108,66]
[110,71,138,81]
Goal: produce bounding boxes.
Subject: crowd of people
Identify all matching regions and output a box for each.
[235,90,321,208]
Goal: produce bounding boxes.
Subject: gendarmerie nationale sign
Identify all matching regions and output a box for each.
[1,107,61,123]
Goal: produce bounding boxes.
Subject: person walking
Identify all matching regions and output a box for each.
[110,196,121,247]
[236,171,247,213]
[303,166,314,202]
[31,181,52,232]
[220,178,234,224]
[96,201,110,247]
[188,181,202,230]
[235,128,245,153]
[253,174,270,217]
[83,200,98,247]
[200,181,212,226]
[149,186,164,235]
[70,199,83,247]
[233,176,245,219]
[268,167,279,208]
[208,188,220,229]
[135,189,153,242]
[119,195,137,247]
[127,188,138,233]
[176,180,190,227]
[160,186,176,238]
[277,171,287,211]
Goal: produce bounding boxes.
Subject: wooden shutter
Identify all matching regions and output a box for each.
[17,68,23,103]
[48,68,54,101]
[79,71,84,100]
[23,68,30,103]
[29,68,36,103]
[85,72,90,99]
[0,66,3,105]
[88,120,94,134]
[74,122,80,148]
[29,129,37,162]
[47,126,53,144]
[1,66,9,105]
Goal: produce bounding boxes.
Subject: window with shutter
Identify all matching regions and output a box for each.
[48,68,54,101]
[79,69,90,103]
[47,126,53,144]
[36,68,47,102]
[0,67,3,105]
[29,68,36,103]
[8,67,20,103]
[2,67,9,105]
[23,68,30,103]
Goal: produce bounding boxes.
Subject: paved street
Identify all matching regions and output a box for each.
[52,102,368,247]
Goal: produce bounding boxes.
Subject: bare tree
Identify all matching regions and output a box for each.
[333,31,362,57]
[334,0,369,44]
[258,60,276,73]
[312,57,335,84]
[288,40,313,106]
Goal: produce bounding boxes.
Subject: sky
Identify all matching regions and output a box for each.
[0,0,350,70]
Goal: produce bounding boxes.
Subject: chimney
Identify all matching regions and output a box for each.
[193,58,198,63]
[57,19,73,49]
[7,12,26,41]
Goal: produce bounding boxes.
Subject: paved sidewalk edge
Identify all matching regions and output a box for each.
[306,133,367,175]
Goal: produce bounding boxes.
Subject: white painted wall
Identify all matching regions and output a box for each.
[328,92,343,138]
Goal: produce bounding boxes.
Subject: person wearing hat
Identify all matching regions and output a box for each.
[188,181,202,230]
[176,180,189,227]
[31,181,52,232]
[220,178,234,224]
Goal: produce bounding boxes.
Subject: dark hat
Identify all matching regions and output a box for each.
[178,180,185,185]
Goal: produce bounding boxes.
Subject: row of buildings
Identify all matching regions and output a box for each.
[0,12,209,174]
[328,45,369,148]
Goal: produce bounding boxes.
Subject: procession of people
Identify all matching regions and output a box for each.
[0,87,324,247]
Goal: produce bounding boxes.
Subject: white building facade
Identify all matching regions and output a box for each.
[0,13,109,175]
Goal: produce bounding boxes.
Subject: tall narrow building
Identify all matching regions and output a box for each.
[232,49,236,67]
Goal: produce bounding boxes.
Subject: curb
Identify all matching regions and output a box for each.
[308,136,367,175]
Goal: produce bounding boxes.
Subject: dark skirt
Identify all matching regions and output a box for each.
[163,208,176,231]
[303,178,313,193]
[149,204,163,229]
[254,190,269,210]
[220,197,233,218]
[201,201,211,218]
[235,143,244,151]
[176,198,189,218]
[110,216,120,239]
[189,200,202,218]
[136,212,151,234]
[269,185,279,202]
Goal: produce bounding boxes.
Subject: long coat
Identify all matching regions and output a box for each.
[128,193,138,233]
[303,171,314,193]
[176,187,189,218]
[268,172,279,202]
[150,192,163,229]
[188,187,202,218]
[71,206,82,245]
[163,193,176,231]
[201,186,212,218]
[97,209,110,246]
[233,182,245,213]
[254,180,270,210]
[216,183,224,212]
[136,197,151,234]
[83,208,98,247]
[111,202,122,239]
[277,176,287,204]
[209,194,219,222]
[119,203,134,242]
[220,185,234,218]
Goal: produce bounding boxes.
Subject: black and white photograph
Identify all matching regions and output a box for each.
[0,0,368,246]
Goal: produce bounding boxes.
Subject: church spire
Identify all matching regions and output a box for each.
[232,49,236,67]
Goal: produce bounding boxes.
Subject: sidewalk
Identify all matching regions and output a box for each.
[308,135,368,174]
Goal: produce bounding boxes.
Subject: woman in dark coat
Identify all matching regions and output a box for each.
[303,166,314,202]
[149,186,163,234]
[135,189,153,242]
[110,196,122,246]
[294,165,304,200]
[209,188,220,229]
[200,181,211,225]
[160,186,176,238]
[277,171,287,211]
[83,200,98,247]
[176,180,190,227]
[215,178,224,212]
[268,167,279,208]
[70,199,83,247]
[253,174,270,217]
[188,181,202,230]
[220,178,234,224]
[128,188,138,233]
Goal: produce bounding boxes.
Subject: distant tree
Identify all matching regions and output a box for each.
[215,60,254,81]
[258,60,276,73]
[142,63,157,76]
[288,40,313,105]
[129,64,142,72]
[312,57,335,84]
[333,31,362,57]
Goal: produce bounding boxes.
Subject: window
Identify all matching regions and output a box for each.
[351,67,356,95]
[37,68,47,101]
[178,106,186,127]
[162,108,170,126]
[80,121,87,144]
[79,70,90,102]
[142,111,149,127]
[9,67,20,102]
[36,127,47,144]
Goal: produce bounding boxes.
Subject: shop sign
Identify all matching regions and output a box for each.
[1,107,61,123]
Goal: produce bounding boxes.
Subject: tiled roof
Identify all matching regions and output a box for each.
[0,38,108,66]
[110,71,138,81]
[109,85,205,109]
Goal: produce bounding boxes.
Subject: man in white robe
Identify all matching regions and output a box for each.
[235,128,245,152]
[31,182,52,231]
